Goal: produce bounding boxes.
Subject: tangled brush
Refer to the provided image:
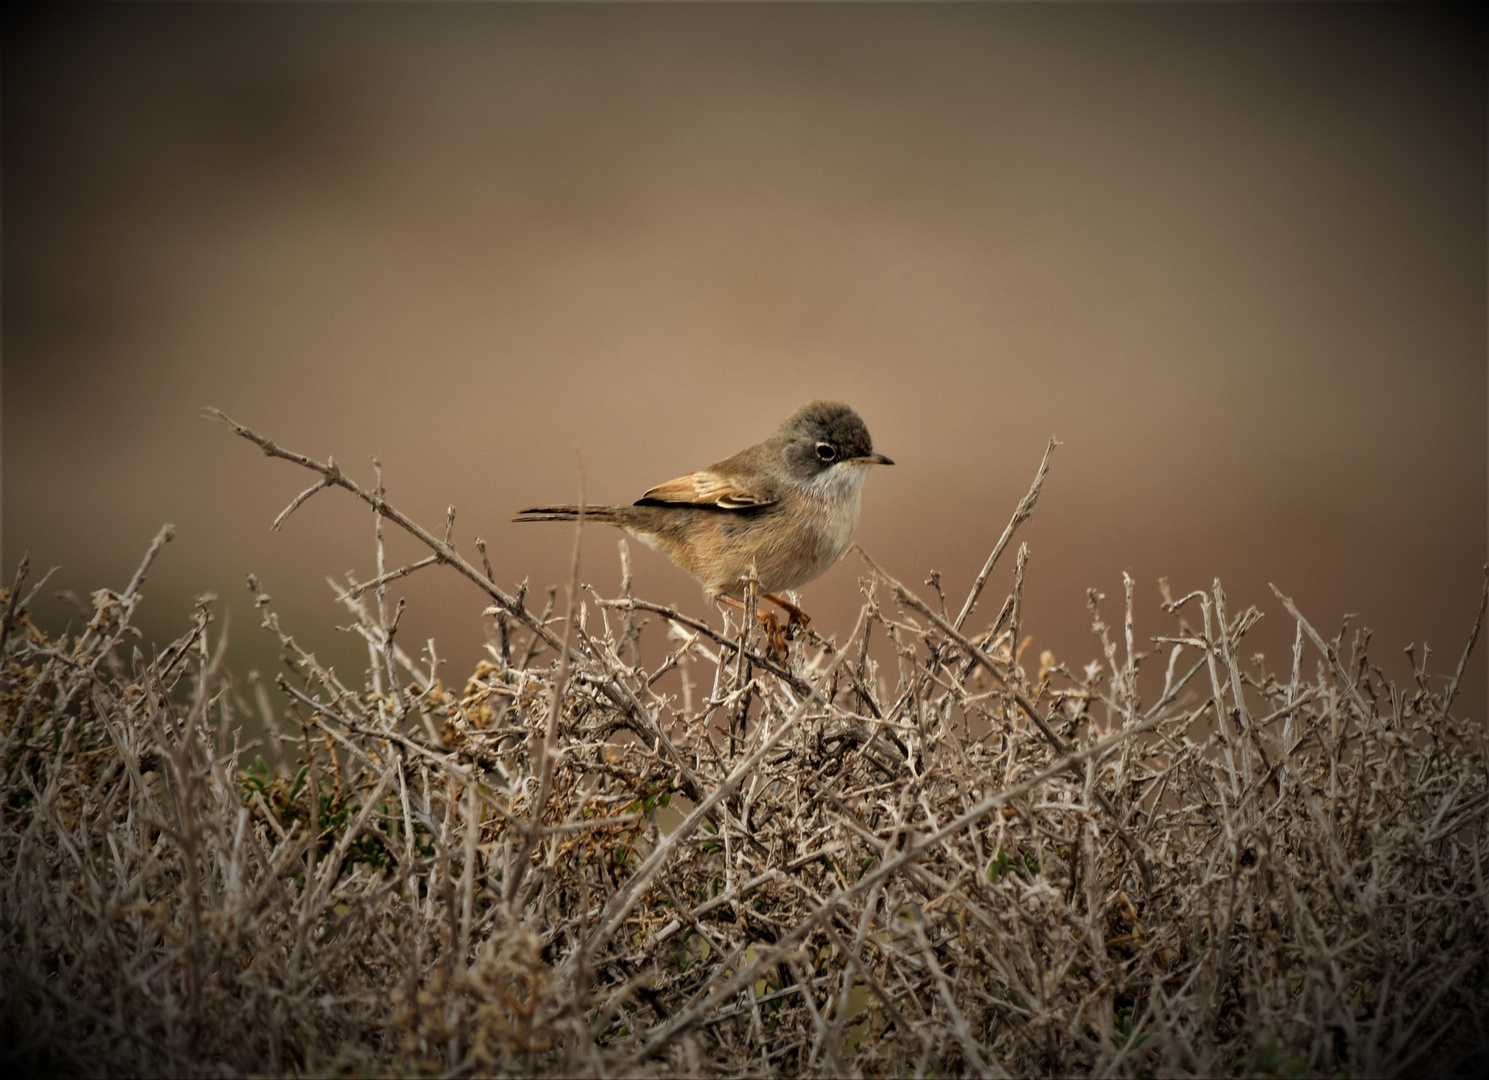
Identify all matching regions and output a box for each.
[2,416,1486,1077]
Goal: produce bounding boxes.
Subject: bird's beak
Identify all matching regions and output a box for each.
[851,453,894,466]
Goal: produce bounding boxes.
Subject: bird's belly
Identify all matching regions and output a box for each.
[714,501,858,597]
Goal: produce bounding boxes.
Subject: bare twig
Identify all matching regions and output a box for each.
[0,553,29,657]
[954,436,1056,632]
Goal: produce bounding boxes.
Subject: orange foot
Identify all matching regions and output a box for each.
[717,595,800,663]
[757,609,791,663]
[762,593,811,633]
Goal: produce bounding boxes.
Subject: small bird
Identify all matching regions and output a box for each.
[515,400,892,633]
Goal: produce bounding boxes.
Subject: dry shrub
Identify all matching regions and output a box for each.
[3,419,1487,1078]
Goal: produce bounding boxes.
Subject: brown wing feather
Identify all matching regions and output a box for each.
[636,469,777,510]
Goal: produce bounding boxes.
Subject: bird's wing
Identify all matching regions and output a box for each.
[636,468,778,510]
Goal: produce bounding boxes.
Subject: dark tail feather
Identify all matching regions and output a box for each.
[512,505,624,524]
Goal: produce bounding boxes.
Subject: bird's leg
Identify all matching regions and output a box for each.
[717,595,791,663]
[762,593,811,632]
[717,594,748,620]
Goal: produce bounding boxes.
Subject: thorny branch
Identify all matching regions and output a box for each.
[2,422,1486,1078]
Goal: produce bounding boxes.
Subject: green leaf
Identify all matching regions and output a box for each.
[288,763,310,801]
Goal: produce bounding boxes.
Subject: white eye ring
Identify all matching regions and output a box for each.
[815,442,837,462]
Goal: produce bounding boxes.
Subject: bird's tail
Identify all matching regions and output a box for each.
[512,505,628,524]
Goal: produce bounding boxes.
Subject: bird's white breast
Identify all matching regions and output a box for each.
[796,461,870,575]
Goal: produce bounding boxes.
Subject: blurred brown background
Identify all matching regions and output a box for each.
[4,4,1485,717]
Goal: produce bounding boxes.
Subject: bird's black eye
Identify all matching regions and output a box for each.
[815,442,837,462]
